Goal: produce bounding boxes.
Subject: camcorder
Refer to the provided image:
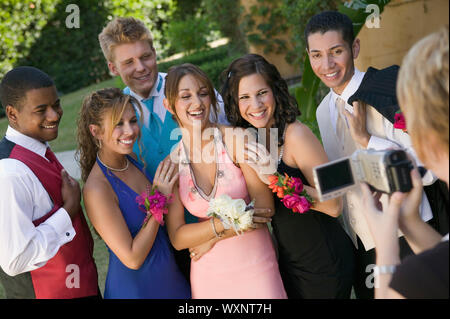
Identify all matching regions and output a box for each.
[313,149,414,202]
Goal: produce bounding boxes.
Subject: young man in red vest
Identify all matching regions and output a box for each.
[0,66,99,299]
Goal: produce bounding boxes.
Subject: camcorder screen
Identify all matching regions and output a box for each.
[316,159,354,194]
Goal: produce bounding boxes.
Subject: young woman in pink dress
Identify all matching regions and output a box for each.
[162,63,287,299]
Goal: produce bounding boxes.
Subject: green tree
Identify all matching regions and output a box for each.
[165,14,210,54]
[1,0,176,96]
[0,0,58,82]
[17,0,110,94]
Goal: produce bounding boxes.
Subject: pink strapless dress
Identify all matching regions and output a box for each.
[178,128,287,299]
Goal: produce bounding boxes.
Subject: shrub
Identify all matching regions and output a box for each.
[0,0,58,81]
[165,15,210,55]
[18,0,110,95]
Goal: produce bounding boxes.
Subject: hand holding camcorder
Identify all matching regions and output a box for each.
[313,149,414,202]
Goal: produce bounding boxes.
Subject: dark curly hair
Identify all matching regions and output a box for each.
[220,54,300,146]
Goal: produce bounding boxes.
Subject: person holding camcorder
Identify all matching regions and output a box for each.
[307,11,438,299]
[359,26,449,299]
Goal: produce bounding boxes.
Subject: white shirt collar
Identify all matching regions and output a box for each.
[330,68,365,106]
[5,126,49,158]
[129,72,165,102]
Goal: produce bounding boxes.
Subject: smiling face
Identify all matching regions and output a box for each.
[97,102,140,155]
[108,40,158,98]
[8,86,62,142]
[237,73,276,129]
[307,30,360,95]
[168,74,212,130]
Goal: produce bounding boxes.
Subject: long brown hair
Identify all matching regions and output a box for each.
[76,87,141,182]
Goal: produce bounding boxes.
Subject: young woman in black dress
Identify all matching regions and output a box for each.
[221,54,356,298]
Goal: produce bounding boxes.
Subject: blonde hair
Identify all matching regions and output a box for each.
[397,26,449,162]
[98,17,154,62]
[76,88,142,182]
[164,63,218,126]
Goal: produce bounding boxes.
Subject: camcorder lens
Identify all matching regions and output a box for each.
[387,150,413,192]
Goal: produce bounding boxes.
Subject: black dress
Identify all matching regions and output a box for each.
[271,160,356,298]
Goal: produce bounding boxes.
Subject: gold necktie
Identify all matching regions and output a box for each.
[335,97,357,154]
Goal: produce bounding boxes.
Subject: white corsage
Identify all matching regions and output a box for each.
[206,194,255,235]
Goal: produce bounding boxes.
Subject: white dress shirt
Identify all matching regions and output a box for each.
[128,72,229,127]
[0,126,75,276]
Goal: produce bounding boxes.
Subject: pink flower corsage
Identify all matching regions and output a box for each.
[136,185,173,228]
[268,172,313,213]
[394,110,407,132]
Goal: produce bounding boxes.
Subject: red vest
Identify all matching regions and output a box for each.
[9,144,98,299]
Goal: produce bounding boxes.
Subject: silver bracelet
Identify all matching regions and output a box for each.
[373,264,397,277]
[210,218,223,238]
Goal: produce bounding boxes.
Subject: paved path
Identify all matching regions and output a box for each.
[55,150,81,180]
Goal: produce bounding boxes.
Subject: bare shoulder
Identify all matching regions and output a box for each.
[83,165,116,203]
[285,121,314,144]
[284,120,328,168]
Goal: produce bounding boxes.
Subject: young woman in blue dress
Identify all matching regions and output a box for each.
[77,88,190,299]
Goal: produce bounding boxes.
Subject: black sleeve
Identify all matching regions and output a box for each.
[389,241,449,299]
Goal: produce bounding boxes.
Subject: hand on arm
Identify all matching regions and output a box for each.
[189,237,219,262]
[243,141,277,185]
[229,127,275,221]
[188,207,273,261]
[239,161,275,225]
